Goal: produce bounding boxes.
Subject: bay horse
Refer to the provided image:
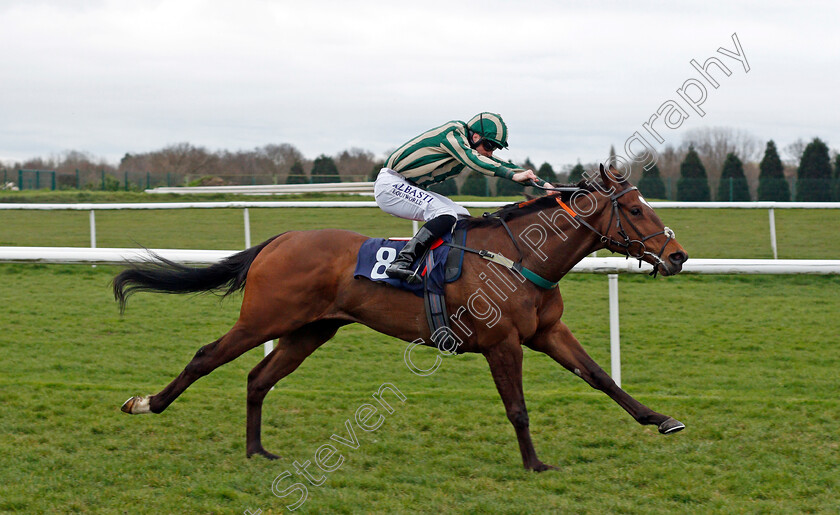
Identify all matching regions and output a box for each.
[115,165,688,471]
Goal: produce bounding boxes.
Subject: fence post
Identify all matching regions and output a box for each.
[89,210,97,248]
[243,208,251,248]
[18,170,22,190]
[769,208,778,259]
[608,274,621,388]
[36,170,40,189]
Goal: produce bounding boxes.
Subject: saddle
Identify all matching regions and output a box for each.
[353,223,468,337]
[355,216,553,340]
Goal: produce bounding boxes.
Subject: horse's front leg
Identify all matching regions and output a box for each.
[483,340,557,472]
[526,320,684,434]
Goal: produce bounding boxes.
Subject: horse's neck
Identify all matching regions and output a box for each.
[505,197,609,281]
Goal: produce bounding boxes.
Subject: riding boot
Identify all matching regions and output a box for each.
[386,215,456,284]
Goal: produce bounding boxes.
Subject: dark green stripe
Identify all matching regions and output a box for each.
[517,265,559,289]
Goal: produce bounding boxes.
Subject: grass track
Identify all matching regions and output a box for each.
[1,197,839,513]
[0,265,838,513]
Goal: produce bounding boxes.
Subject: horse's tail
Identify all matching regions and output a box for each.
[113,234,283,312]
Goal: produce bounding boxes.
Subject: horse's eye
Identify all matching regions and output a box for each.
[630,207,642,216]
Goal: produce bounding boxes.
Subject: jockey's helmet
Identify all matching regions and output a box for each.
[467,112,509,149]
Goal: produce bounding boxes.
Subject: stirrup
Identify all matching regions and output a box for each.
[385,225,437,285]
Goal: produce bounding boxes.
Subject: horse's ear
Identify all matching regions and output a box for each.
[609,163,628,184]
[600,162,617,188]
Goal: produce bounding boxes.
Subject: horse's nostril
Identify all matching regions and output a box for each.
[669,251,687,265]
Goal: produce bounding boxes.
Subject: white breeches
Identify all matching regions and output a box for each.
[374,168,470,222]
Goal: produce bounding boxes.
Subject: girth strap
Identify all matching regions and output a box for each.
[471,212,560,289]
[513,263,559,289]
[446,242,558,289]
[423,249,451,336]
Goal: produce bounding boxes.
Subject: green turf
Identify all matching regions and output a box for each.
[2,196,839,513]
[0,264,837,514]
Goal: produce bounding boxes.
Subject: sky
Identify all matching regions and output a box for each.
[0,0,838,169]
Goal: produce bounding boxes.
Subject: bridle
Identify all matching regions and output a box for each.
[530,182,676,277]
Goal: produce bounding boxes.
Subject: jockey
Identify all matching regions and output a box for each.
[375,112,544,284]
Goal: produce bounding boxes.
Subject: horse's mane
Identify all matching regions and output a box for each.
[462,180,601,228]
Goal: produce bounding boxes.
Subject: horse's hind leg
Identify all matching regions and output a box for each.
[121,322,268,415]
[527,320,685,434]
[246,321,342,460]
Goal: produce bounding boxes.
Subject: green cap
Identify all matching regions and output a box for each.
[467,112,509,149]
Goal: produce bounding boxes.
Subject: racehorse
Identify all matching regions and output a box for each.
[115,164,688,471]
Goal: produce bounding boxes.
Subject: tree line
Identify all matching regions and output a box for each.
[3,144,381,191]
[640,137,840,202]
[574,128,838,201]
[3,127,838,200]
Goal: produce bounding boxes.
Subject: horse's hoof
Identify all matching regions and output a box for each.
[247,448,281,460]
[121,396,151,414]
[658,417,685,434]
[529,461,559,472]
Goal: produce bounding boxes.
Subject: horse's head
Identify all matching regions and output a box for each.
[592,163,688,276]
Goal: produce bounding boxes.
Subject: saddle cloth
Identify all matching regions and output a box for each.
[353,226,467,297]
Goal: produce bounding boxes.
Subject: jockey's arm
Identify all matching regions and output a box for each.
[442,129,554,188]
[443,130,522,181]
[490,156,552,187]
[512,169,540,183]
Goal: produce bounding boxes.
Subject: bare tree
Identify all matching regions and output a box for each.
[783,138,807,167]
[743,160,760,199]
[258,143,305,182]
[214,150,277,183]
[680,127,760,199]
[56,150,113,174]
[157,143,216,177]
[53,150,115,188]
[335,148,377,182]
[19,156,56,170]
[120,143,217,185]
[656,144,687,180]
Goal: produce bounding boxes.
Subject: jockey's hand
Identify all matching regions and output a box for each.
[512,170,539,183]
